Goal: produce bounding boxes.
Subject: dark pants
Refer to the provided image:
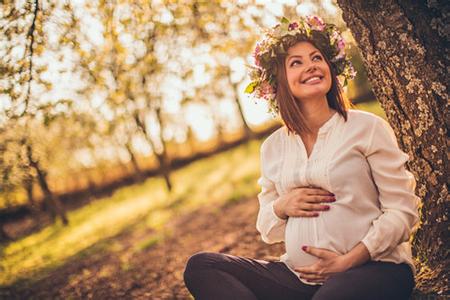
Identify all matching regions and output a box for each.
[183,252,414,300]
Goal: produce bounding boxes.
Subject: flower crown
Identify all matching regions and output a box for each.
[245,16,356,113]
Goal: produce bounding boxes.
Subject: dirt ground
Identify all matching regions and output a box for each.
[2,197,285,299]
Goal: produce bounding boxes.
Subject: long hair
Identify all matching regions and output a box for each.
[274,40,351,136]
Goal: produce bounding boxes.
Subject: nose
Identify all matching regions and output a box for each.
[305,63,317,73]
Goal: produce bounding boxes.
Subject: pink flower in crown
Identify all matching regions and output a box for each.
[330,30,340,44]
[306,15,326,31]
[257,81,275,100]
[288,22,299,31]
[253,44,262,67]
[336,38,346,58]
[337,39,345,51]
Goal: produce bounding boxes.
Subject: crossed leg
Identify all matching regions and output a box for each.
[183,251,318,300]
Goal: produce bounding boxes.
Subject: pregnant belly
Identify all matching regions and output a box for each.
[285,206,376,269]
[284,217,320,268]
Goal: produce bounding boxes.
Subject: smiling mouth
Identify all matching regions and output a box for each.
[302,76,324,84]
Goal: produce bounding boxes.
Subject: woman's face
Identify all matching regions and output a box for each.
[284,41,332,101]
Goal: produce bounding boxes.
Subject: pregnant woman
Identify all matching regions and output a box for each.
[183,15,419,300]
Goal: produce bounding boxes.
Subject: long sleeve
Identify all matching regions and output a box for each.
[361,117,420,260]
[256,175,287,244]
[256,130,287,244]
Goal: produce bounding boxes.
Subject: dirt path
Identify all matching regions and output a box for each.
[3,197,284,299]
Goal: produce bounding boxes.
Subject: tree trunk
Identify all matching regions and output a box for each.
[226,68,254,139]
[23,173,41,221]
[23,173,36,209]
[125,142,143,181]
[232,84,253,139]
[337,0,448,295]
[25,143,68,225]
[0,226,10,242]
[133,111,173,192]
[154,107,173,192]
[210,106,225,144]
[186,125,197,155]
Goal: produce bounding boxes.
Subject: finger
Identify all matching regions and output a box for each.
[298,273,324,280]
[295,268,316,274]
[303,188,335,196]
[292,211,319,218]
[306,195,336,203]
[301,246,330,259]
[299,203,331,212]
[304,278,326,284]
[294,265,316,274]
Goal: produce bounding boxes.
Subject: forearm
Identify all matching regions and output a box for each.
[341,242,371,269]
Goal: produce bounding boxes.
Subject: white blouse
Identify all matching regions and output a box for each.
[256,109,420,285]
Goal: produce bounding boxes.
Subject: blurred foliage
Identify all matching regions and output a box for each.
[0,1,374,215]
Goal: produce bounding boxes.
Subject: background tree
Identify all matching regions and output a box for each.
[337,0,448,294]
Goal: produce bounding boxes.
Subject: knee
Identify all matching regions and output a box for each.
[184,251,223,283]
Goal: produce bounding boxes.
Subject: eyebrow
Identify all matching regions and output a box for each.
[287,50,320,62]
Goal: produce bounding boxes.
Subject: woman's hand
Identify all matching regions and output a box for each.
[294,246,350,283]
[294,243,371,284]
[273,187,335,219]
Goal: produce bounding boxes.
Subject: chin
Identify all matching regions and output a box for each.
[295,91,328,101]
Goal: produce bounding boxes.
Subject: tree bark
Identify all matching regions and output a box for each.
[337,0,448,295]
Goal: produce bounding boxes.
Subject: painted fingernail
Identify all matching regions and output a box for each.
[324,205,330,210]
[302,246,307,251]
[313,213,319,217]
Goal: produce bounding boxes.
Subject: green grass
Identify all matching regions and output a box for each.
[0,102,384,287]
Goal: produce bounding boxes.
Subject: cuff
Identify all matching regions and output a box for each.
[361,236,376,260]
[271,200,288,222]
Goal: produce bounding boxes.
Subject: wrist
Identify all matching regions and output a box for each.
[341,242,371,269]
[339,253,357,270]
[273,198,288,220]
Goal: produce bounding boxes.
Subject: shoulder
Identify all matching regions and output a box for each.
[348,109,396,133]
[260,126,287,157]
[347,110,402,155]
[344,109,389,133]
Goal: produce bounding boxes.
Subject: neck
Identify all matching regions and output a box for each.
[298,96,336,134]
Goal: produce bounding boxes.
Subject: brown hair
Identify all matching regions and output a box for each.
[274,40,351,136]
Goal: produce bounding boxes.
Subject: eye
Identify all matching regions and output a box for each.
[290,60,302,67]
[312,55,323,61]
